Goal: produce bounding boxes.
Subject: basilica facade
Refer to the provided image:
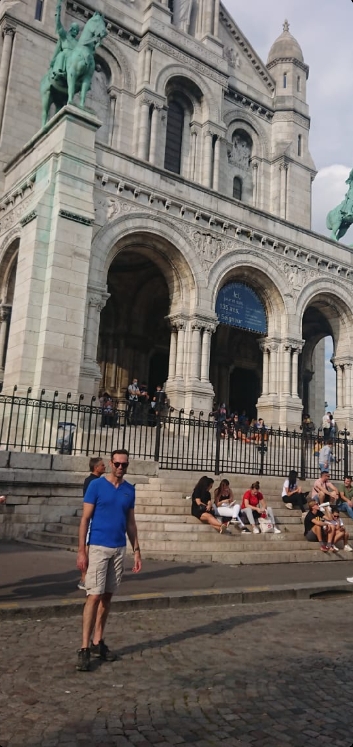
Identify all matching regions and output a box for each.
[0,0,351,429]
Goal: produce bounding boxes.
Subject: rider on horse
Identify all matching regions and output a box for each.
[49,2,80,79]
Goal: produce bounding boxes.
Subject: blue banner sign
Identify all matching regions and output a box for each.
[216,282,267,334]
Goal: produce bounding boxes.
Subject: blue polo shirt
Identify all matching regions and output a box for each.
[84,476,135,548]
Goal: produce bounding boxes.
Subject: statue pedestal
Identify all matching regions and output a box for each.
[2,105,101,398]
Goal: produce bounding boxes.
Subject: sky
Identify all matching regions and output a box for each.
[224,0,353,412]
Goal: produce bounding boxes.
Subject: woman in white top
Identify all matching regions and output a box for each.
[213,479,246,529]
[282,470,308,513]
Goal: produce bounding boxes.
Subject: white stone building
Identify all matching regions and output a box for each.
[0,0,350,429]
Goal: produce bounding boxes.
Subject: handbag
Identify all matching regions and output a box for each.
[258,512,274,533]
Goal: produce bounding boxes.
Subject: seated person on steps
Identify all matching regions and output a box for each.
[312,471,339,505]
[240,481,281,535]
[191,476,229,534]
[213,479,245,530]
[337,475,353,520]
[282,470,308,513]
[303,500,334,552]
[321,505,353,552]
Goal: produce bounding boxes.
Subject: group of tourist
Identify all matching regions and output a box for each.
[212,404,268,442]
[100,380,167,427]
[191,476,281,534]
[190,469,353,552]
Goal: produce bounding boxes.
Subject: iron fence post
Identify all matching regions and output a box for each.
[343,428,349,477]
[259,425,266,475]
[154,413,161,462]
[300,428,306,480]
[215,422,220,475]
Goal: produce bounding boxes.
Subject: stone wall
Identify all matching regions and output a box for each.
[0,451,157,540]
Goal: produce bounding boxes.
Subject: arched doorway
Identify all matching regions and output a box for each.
[300,303,333,427]
[211,281,267,417]
[97,249,170,399]
[0,240,19,385]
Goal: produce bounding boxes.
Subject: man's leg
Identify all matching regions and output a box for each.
[340,503,353,519]
[92,592,112,645]
[82,595,101,648]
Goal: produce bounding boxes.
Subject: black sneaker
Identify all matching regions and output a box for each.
[90,639,116,661]
[76,648,90,671]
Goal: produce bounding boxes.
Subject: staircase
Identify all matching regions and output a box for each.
[24,472,353,565]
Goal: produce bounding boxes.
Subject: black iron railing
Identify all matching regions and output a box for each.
[0,387,351,479]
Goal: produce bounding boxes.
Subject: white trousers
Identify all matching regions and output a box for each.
[214,504,243,523]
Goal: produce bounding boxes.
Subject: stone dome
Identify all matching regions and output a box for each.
[267,20,304,64]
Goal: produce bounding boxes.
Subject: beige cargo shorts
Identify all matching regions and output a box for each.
[85,544,126,596]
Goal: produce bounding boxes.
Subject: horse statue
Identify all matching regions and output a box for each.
[326,169,353,242]
[40,1,107,127]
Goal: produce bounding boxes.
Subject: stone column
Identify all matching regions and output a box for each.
[175,322,186,379]
[291,348,300,398]
[280,162,288,220]
[108,92,117,148]
[204,0,214,34]
[167,328,177,381]
[282,343,292,396]
[345,363,352,409]
[149,104,161,165]
[84,292,110,364]
[269,343,279,395]
[259,341,269,396]
[0,304,11,375]
[203,130,213,188]
[0,25,15,134]
[201,327,213,382]
[137,98,151,160]
[143,48,152,84]
[336,364,343,409]
[190,322,202,380]
[213,136,221,191]
[189,127,197,181]
[252,161,259,208]
[213,0,219,36]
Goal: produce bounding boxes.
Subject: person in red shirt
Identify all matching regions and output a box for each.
[240,481,281,534]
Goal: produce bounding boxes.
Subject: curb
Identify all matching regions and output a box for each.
[0,580,352,620]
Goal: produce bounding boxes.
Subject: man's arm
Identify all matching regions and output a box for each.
[77,502,95,572]
[55,1,66,39]
[126,508,142,573]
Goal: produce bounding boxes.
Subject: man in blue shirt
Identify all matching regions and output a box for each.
[76,448,142,671]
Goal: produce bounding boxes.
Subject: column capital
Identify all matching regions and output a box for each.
[2,24,16,38]
[332,356,353,368]
[88,288,110,312]
[168,314,187,331]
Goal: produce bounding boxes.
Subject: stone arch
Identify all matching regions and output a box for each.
[223,109,269,160]
[90,212,202,312]
[296,278,353,355]
[101,37,134,92]
[0,233,19,304]
[155,64,217,120]
[209,251,290,337]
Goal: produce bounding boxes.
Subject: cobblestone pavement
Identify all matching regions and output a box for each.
[1,598,353,747]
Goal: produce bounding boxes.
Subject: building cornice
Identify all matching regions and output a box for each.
[219,4,275,93]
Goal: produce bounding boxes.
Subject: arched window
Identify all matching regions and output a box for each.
[283,72,287,89]
[233,177,242,200]
[35,0,44,20]
[164,100,184,174]
[297,76,301,92]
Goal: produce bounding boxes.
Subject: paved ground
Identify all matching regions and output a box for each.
[2,541,353,605]
[1,598,353,747]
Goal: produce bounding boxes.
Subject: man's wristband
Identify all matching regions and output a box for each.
[133,547,140,553]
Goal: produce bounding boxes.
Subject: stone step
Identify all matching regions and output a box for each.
[25,532,350,564]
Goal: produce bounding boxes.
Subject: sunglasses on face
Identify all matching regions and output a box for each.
[112,461,129,469]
